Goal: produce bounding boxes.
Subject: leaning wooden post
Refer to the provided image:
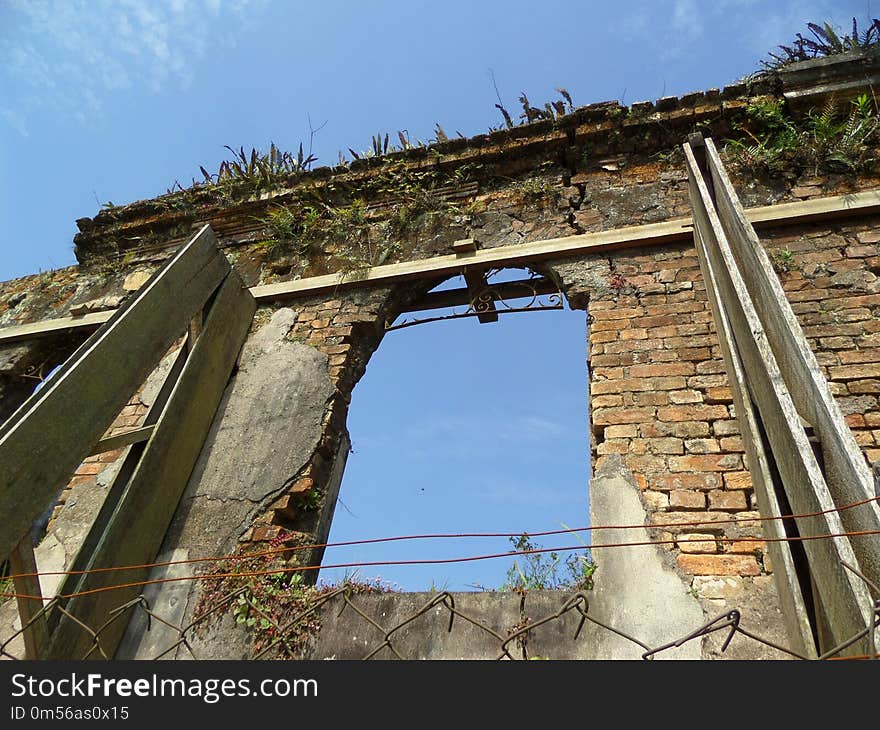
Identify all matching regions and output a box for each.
[8,535,49,659]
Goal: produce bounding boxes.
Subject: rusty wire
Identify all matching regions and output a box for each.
[4,494,878,587]
[2,560,878,661]
[1,496,877,661]
[4,528,879,605]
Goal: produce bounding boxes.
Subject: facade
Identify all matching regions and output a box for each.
[1,51,879,659]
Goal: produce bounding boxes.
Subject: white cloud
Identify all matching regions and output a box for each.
[671,0,703,44]
[0,0,263,134]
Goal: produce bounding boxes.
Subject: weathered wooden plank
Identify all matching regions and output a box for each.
[691,212,817,658]
[244,190,880,300]
[8,537,49,659]
[685,144,875,652]
[0,311,112,345]
[704,139,880,592]
[47,270,256,659]
[47,345,191,635]
[745,188,880,226]
[87,425,155,456]
[0,225,228,559]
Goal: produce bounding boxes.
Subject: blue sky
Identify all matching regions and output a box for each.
[0,0,871,589]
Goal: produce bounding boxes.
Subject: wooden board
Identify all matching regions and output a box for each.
[243,190,880,300]
[47,270,256,659]
[9,537,49,659]
[46,345,190,634]
[0,226,228,559]
[690,218,817,658]
[87,425,155,456]
[685,144,875,652]
[0,310,112,345]
[704,139,880,592]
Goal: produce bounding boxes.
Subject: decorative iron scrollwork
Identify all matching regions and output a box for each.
[386,276,564,332]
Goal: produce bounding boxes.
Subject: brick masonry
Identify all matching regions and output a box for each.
[576,214,880,589]
[3,56,880,657]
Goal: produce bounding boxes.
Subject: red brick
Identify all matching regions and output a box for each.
[673,349,710,364]
[591,354,621,367]
[624,455,668,474]
[664,335,717,349]
[857,230,880,244]
[684,438,720,454]
[334,313,373,324]
[658,405,729,422]
[591,307,644,321]
[592,377,685,395]
[597,440,629,455]
[653,473,722,491]
[678,533,718,553]
[590,330,618,344]
[320,344,349,355]
[605,424,638,438]
[676,554,761,576]
[669,490,707,510]
[727,538,765,554]
[593,407,655,425]
[853,430,875,446]
[830,364,880,380]
[625,392,669,407]
[67,475,94,488]
[838,349,880,365]
[669,454,742,472]
[705,387,733,404]
[719,436,744,451]
[591,318,631,332]
[645,302,704,316]
[669,389,703,404]
[252,525,284,542]
[848,380,880,394]
[637,314,678,328]
[687,374,727,389]
[629,362,695,378]
[632,437,684,455]
[708,490,748,511]
[604,339,664,354]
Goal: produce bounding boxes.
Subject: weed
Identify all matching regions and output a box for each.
[294,489,323,512]
[761,17,880,71]
[208,142,316,193]
[726,94,880,176]
[500,534,596,592]
[511,176,559,204]
[770,247,795,272]
[195,534,395,659]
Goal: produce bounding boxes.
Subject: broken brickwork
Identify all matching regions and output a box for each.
[2,51,880,658]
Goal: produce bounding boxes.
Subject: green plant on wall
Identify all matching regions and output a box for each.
[195,539,396,659]
[501,533,596,592]
[769,247,795,273]
[761,18,880,71]
[726,93,879,176]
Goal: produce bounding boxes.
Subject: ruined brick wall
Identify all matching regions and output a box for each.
[3,56,880,658]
